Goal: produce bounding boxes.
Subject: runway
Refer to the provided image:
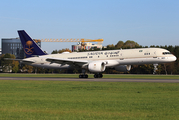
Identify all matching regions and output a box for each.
[0,77,179,83]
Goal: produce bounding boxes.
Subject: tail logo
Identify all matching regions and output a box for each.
[24,41,34,55]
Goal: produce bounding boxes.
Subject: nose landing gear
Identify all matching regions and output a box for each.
[153,64,158,74]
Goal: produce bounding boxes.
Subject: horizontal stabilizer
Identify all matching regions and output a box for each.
[4,58,35,63]
[4,58,23,61]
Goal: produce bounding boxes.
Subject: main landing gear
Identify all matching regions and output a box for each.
[78,73,103,78]
[79,69,88,78]
[79,73,103,78]
[79,74,88,78]
[94,73,103,78]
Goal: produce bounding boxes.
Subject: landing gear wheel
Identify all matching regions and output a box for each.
[94,73,103,78]
[79,74,88,78]
[79,75,82,78]
[84,74,88,78]
[99,74,103,78]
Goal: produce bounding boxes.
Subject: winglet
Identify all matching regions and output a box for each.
[18,30,46,58]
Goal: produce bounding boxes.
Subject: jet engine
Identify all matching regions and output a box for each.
[115,65,131,72]
[88,61,106,73]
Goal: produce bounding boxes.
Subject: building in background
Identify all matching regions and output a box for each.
[1,38,41,59]
[72,42,102,52]
[0,48,2,56]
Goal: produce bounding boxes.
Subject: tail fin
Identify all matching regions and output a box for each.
[18,30,46,58]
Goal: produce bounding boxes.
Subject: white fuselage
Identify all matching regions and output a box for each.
[23,48,176,69]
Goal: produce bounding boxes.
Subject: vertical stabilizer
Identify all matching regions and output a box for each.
[18,30,46,58]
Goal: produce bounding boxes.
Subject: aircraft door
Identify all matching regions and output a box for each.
[119,50,124,61]
[153,51,157,58]
[120,50,123,58]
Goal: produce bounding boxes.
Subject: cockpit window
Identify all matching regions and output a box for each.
[162,52,172,55]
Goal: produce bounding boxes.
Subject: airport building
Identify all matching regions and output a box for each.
[1,38,41,59]
[72,42,103,52]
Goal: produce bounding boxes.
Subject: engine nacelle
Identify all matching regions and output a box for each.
[115,65,131,72]
[88,61,106,73]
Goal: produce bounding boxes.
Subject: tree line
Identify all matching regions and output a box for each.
[0,40,178,74]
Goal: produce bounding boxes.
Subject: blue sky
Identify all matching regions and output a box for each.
[1,0,179,53]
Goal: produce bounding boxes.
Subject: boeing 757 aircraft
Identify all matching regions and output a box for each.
[14,30,176,78]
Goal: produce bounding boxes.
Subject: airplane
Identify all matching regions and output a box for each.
[13,30,177,78]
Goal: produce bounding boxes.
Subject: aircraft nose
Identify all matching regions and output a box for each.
[172,55,177,61]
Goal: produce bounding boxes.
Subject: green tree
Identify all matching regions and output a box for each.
[22,65,34,73]
[115,41,124,49]
[58,48,72,53]
[73,69,79,74]
[0,53,16,72]
[12,60,19,73]
[103,44,116,50]
[51,50,58,54]
[51,48,72,54]
[123,40,140,49]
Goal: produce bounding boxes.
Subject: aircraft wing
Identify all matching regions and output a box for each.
[43,57,89,66]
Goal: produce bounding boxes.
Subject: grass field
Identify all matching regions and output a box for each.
[0,73,179,79]
[0,80,179,120]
